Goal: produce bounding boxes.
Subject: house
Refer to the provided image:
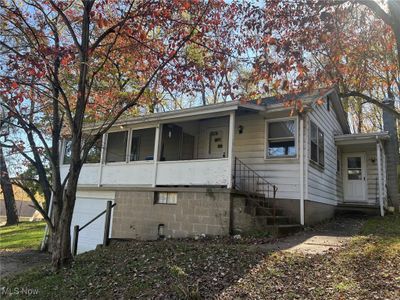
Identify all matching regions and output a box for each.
[60,87,390,253]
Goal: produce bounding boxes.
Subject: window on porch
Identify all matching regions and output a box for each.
[130,128,156,161]
[106,131,128,163]
[160,116,229,161]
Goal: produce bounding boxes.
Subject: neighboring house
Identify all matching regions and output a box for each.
[0,200,36,220]
[60,87,390,253]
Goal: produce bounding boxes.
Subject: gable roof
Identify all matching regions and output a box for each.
[252,87,350,134]
[84,87,350,134]
[254,87,333,107]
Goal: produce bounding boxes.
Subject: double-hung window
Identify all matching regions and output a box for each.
[310,121,324,167]
[266,120,296,158]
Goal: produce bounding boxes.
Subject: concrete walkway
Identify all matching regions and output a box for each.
[260,217,365,255]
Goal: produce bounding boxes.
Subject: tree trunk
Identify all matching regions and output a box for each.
[383,98,399,211]
[0,144,19,225]
[51,211,73,269]
[50,182,77,269]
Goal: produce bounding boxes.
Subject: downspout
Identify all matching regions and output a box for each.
[299,116,305,225]
[227,111,236,189]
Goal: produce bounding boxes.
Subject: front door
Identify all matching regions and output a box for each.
[343,153,367,202]
[206,127,227,159]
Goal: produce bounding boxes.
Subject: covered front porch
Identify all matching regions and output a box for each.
[60,102,262,188]
[335,132,389,216]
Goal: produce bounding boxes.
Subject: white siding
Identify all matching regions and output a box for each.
[234,112,300,199]
[366,150,380,205]
[307,99,344,205]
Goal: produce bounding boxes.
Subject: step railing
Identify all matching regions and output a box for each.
[233,157,277,199]
[233,157,278,224]
[72,201,116,256]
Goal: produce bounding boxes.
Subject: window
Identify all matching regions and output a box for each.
[154,192,177,204]
[63,139,72,164]
[84,138,102,163]
[129,128,156,161]
[130,136,141,161]
[266,120,296,158]
[106,131,128,163]
[347,157,362,180]
[310,121,324,167]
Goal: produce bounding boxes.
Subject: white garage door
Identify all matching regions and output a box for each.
[71,191,115,254]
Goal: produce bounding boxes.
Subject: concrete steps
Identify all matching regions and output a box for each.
[243,196,302,236]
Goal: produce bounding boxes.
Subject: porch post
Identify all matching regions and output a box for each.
[98,134,106,187]
[227,111,235,188]
[376,140,384,217]
[152,124,161,187]
[380,141,387,197]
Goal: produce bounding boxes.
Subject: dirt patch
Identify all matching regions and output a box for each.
[0,250,50,278]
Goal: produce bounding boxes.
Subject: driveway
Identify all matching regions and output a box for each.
[0,250,50,278]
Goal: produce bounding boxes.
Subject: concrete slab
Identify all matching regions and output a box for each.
[259,217,365,255]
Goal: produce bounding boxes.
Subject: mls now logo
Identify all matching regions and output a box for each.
[1,286,39,296]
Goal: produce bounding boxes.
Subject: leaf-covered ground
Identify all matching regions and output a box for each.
[1,216,399,299]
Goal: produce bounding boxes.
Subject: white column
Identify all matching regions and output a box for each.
[299,117,305,225]
[227,111,235,188]
[152,125,161,187]
[376,140,384,217]
[98,134,106,187]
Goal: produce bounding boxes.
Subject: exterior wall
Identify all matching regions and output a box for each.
[234,111,300,199]
[111,189,230,240]
[307,97,344,205]
[272,198,335,224]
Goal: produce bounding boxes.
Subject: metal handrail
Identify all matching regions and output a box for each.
[79,203,116,232]
[233,157,278,225]
[233,157,278,198]
[72,201,116,256]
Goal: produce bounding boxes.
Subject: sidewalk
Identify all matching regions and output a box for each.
[260,217,365,254]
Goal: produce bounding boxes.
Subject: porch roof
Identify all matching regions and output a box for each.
[85,101,264,130]
[334,132,390,146]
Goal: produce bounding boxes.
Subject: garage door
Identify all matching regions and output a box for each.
[71,192,115,254]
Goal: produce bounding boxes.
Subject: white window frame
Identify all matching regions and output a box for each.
[310,121,325,168]
[265,117,298,160]
[105,130,129,164]
[154,192,178,205]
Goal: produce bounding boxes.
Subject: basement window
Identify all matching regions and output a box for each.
[106,131,128,163]
[310,121,325,167]
[154,192,177,205]
[266,119,296,158]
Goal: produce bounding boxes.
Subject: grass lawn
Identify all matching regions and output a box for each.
[0,216,399,299]
[0,222,46,251]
